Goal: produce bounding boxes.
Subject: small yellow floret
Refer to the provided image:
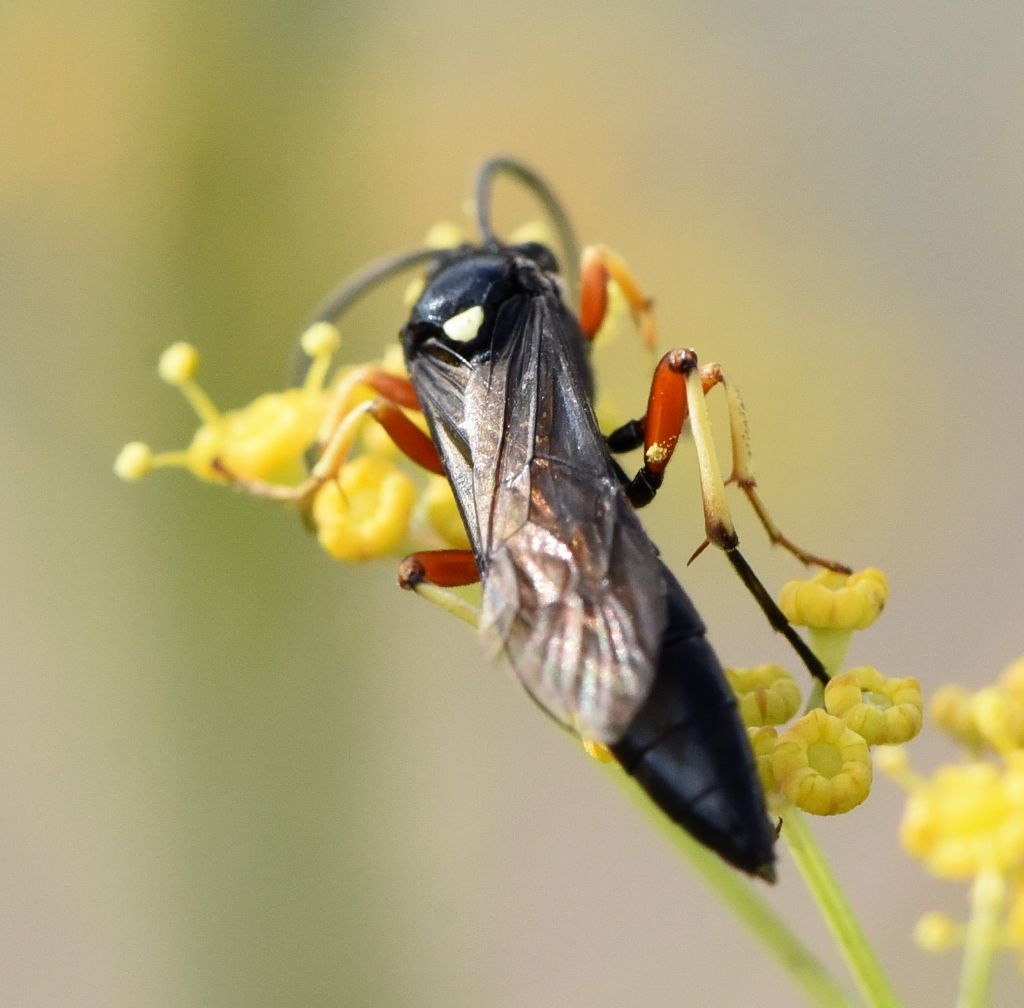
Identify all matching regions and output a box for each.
[973,687,1024,754]
[114,441,153,481]
[779,567,888,631]
[726,664,801,727]
[157,342,200,385]
[874,744,910,777]
[913,912,960,953]
[312,455,416,561]
[421,474,471,549]
[187,388,322,483]
[773,708,872,815]
[300,321,341,358]
[931,684,987,752]
[900,759,1024,878]
[825,666,923,745]
[748,726,779,796]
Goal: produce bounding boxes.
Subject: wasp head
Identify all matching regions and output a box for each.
[402,243,561,359]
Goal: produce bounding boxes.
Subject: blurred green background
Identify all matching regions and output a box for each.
[4,3,1023,1006]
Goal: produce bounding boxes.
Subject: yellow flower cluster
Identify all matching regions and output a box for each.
[725,664,801,727]
[728,568,921,818]
[114,219,593,570]
[114,323,470,562]
[901,759,1024,879]
[780,567,888,677]
[880,656,1024,971]
[780,567,888,632]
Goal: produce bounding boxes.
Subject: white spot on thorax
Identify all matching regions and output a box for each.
[442,304,485,342]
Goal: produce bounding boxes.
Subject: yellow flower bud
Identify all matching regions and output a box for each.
[773,708,872,815]
[300,321,341,358]
[779,567,888,631]
[726,664,801,727]
[999,656,1024,700]
[900,760,1024,878]
[824,666,923,745]
[113,441,153,481]
[157,341,200,385]
[913,912,960,953]
[874,745,908,774]
[312,455,416,562]
[931,684,987,752]
[973,687,1024,754]
[424,221,467,249]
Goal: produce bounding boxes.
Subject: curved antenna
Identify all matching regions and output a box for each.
[293,246,440,384]
[472,157,580,300]
[306,246,441,326]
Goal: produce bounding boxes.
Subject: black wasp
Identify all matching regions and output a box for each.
[273,159,845,880]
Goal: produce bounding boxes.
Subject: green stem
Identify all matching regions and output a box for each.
[614,773,857,1008]
[956,870,1006,1008]
[782,806,902,1008]
[808,627,854,679]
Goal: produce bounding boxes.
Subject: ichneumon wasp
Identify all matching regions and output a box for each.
[219,158,850,880]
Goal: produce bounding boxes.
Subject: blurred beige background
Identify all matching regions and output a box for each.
[3,3,1023,1006]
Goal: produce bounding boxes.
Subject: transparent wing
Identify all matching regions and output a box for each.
[480,471,668,743]
[469,298,667,742]
[411,292,669,743]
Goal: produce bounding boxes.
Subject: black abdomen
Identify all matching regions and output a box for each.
[609,564,777,880]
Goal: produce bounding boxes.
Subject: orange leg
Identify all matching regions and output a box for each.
[397,549,481,628]
[579,245,656,350]
[398,549,480,589]
[361,369,421,410]
[606,350,849,573]
[606,349,700,511]
[316,366,420,453]
[361,399,443,474]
